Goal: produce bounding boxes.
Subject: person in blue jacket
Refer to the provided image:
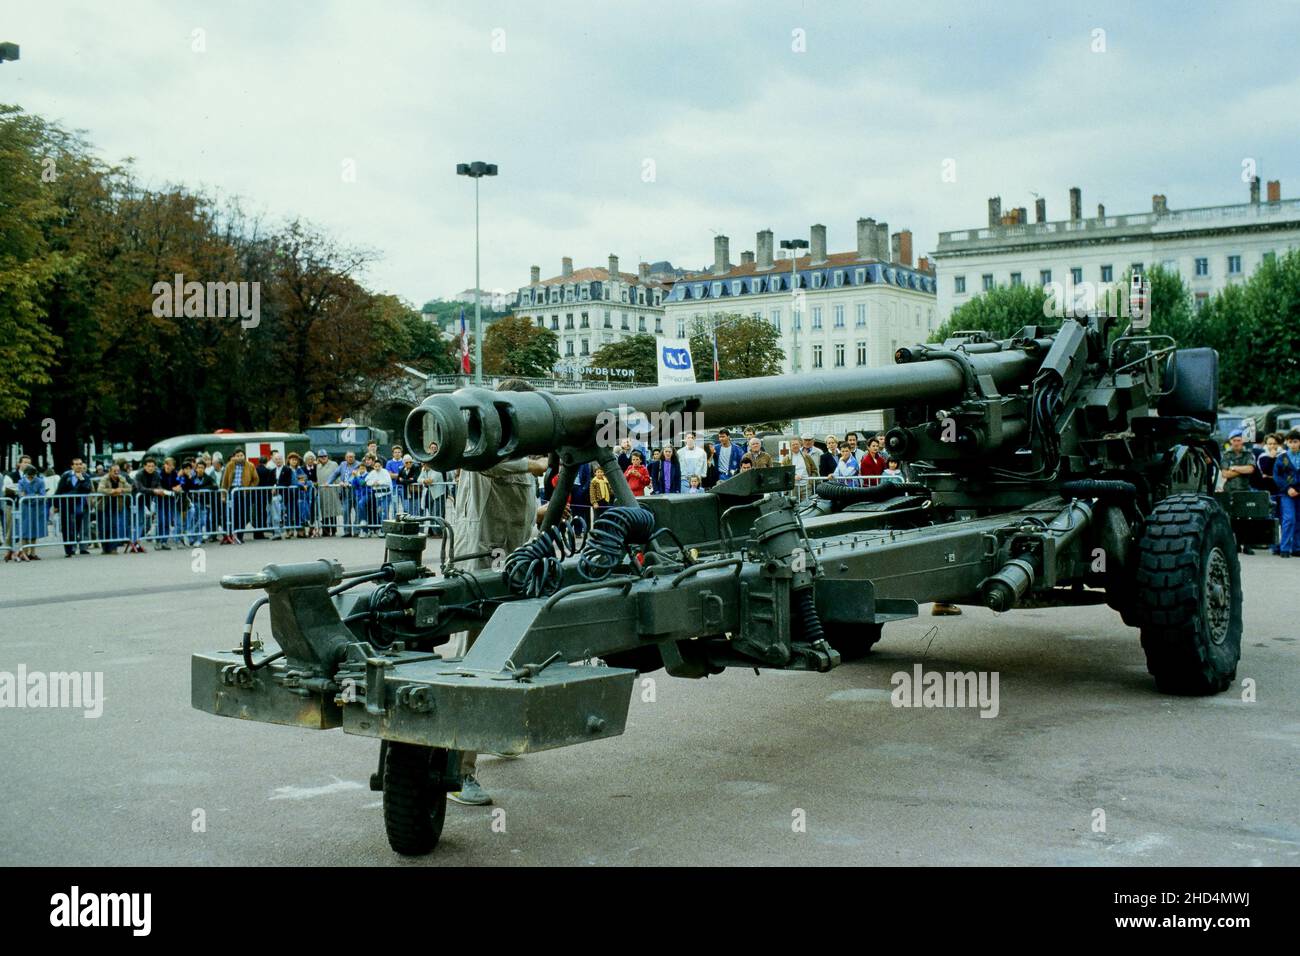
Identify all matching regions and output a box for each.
[56,458,95,556]
[1273,430,1300,558]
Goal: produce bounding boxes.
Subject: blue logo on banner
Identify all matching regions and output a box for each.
[662,347,692,369]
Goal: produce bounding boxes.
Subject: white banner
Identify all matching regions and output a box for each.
[656,338,696,386]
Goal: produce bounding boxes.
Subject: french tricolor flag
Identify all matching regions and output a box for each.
[459,307,471,374]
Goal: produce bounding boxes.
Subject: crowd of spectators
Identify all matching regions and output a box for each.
[1,441,457,561]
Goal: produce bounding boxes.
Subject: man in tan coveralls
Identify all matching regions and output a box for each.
[443,379,547,806]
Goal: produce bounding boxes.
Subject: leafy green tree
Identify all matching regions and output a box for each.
[688,312,785,380]
[587,333,657,384]
[0,106,67,422]
[930,283,1050,343]
[482,313,558,376]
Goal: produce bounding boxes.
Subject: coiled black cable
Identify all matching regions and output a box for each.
[816,481,929,504]
[578,507,655,581]
[502,517,587,598]
[1059,479,1138,500]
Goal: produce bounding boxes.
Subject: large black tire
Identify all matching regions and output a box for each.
[382,742,448,856]
[1132,494,1242,695]
[823,622,884,662]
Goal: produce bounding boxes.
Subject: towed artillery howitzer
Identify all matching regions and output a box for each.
[193,305,1245,855]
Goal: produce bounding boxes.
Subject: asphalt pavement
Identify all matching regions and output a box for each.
[1,535,1296,866]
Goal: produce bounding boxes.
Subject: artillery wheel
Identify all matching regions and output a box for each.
[1132,494,1242,695]
[383,742,448,855]
[823,622,884,662]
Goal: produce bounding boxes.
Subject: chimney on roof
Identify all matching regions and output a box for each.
[740,250,754,266]
[562,256,573,278]
[638,261,650,281]
[892,230,913,267]
[988,196,1001,228]
[857,217,877,259]
[1152,194,1168,215]
[713,235,730,275]
[1035,198,1046,223]
[1267,179,1281,203]
[530,265,540,284]
[1249,176,1260,205]
[1017,207,1027,225]
[1097,203,1105,219]
[810,224,827,264]
[1069,187,1082,221]
[756,229,774,270]
[876,222,889,261]
[918,256,931,273]
[608,254,620,278]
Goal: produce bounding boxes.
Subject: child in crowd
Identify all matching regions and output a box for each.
[686,474,703,494]
[623,450,651,497]
[589,465,612,514]
[881,459,903,483]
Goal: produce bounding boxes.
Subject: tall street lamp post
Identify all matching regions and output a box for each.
[779,238,809,435]
[455,161,497,385]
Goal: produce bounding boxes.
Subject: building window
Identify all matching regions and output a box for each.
[731,280,742,295]
[812,307,823,330]
[770,308,782,332]
[551,315,559,330]
[603,311,611,328]
[693,284,704,299]
[812,272,824,289]
[1040,269,1052,286]
[711,282,722,297]
[856,341,867,365]
[580,312,589,329]
[621,289,628,303]
[580,286,589,301]
[676,320,686,337]
[655,317,662,334]
[535,316,543,327]
[833,270,844,287]
[834,343,845,367]
[565,314,574,330]
[1228,254,1242,275]
[833,305,845,328]
[1100,264,1113,282]
[1010,272,1022,287]
[794,310,802,331]
[1131,262,1144,274]
[812,345,823,368]
[565,341,574,356]
[620,313,629,330]
[855,268,866,284]
[954,276,966,294]
[855,303,866,327]
[982,273,994,291]
[1195,257,1208,277]
[638,316,646,332]
[581,338,589,356]
[637,290,645,304]
[1070,267,1083,284]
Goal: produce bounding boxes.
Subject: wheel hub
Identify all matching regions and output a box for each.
[1204,547,1231,645]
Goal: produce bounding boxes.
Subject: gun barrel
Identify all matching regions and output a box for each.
[408,345,1041,470]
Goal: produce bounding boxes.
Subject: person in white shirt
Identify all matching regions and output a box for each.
[676,432,706,493]
[792,433,823,482]
[364,458,393,533]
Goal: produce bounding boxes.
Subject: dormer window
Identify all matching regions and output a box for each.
[854,268,865,284]
[833,270,844,287]
[693,284,704,298]
[811,272,823,289]
[731,280,742,295]
[711,282,722,297]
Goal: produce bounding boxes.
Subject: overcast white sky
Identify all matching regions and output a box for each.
[4,0,1298,304]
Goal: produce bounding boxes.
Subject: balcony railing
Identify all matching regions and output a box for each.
[938,197,1300,248]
